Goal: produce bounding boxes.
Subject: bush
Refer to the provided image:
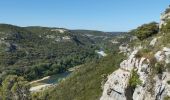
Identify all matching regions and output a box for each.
[155,63,165,75]
[167,80,170,84]
[165,7,170,14]
[161,20,170,33]
[0,75,30,100]
[131,22,159,40]
[164,96,170,100]
[129,69,142,88]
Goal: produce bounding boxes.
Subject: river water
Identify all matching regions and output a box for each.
[39,71,71,84]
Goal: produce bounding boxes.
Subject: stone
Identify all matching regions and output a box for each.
[100,69,130,100]
[150,38,157,46]
[155,47,170,63]
[155,51,165,62]
[101,48,152,100]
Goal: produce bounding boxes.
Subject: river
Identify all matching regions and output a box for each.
[30,71,71,92]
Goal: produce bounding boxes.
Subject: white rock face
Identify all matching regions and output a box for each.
[101,47,151,100]
[150,38,157,46]
[159,6,170,28]
[154,72,170,100]
[155,47,170,63]
[132,57,151,100]
[51,29,67,33]
[100,69,130,100]
[62,36,71,40]
[97,51,107,57]
[120,50,138,71]
[119,44,131,55]
[130,36,138,42]
[46,35,55,39]
[100,50,138,100]
[160,10,170,28]
[111,40,119,44]
[133,86,153,100]
[101,45,170,100]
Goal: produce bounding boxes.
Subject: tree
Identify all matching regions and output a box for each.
[131,22,159,40]
[0,75,30,100]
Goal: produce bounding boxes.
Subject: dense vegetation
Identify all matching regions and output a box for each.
[32,52,124,100]
[0,24,116,82]
[0,24,127,100]
[131,22,159,40]
[0,75,30,100]
[161,20,170,33]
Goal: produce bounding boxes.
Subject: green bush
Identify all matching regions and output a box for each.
[165,7,170,14]
[155,63,165,74]
[164,96,170,100]
[161,20,170,33]
[167,80,170,84]
[129,69,142,88]
[0,75,30,100]
[131,22,159,40]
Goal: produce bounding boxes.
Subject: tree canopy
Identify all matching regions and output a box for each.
[0,75,30,100]
[131,22,159,40]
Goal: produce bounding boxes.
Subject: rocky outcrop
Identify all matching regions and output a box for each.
[97,51,107,57]
[150,38,157,46]
[154,72,170,100]
[155,47,170,64]
[51,29,67,33]
[101,47,152,100]
[159,6,170,28]
[101,6,170,100]
[119,44,131,55]
[100,69,130,100]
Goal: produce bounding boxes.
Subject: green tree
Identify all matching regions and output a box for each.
[0,75,30,100]
[131,22,159,40]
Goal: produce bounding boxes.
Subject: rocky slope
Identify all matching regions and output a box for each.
[100,6,170,100]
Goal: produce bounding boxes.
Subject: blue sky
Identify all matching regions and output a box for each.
[0,0,170,31]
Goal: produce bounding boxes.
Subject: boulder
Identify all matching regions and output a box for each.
[100,69,130,100]
[155,47,170,63]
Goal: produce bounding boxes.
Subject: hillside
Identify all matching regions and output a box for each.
[31,32,131,99]
[1,5,170,100]
[0,24,115,82]
[33,6,170,100]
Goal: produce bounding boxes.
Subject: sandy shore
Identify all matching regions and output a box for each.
[29,76,50,84]
[30,84,52,92]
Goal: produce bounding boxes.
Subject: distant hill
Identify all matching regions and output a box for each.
[0,24,117,81]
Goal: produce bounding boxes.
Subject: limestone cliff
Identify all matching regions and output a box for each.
[100,6,170,100]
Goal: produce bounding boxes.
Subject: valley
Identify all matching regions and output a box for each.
[0,1,170,100]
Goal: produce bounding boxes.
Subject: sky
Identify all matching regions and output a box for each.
[0,0,170,32]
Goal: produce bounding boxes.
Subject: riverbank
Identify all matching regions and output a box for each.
[30,84,53,92]
[29,72,71,92]
[29,76,50,84]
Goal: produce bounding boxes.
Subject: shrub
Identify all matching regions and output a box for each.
[131,22,159,40]
[155,63,165,75]
[161,20,170,33]
[165,7,170,14]
[129,69,142,88]
[166,63,170,72]
[164,96,170,100]
[167,80,170,84]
